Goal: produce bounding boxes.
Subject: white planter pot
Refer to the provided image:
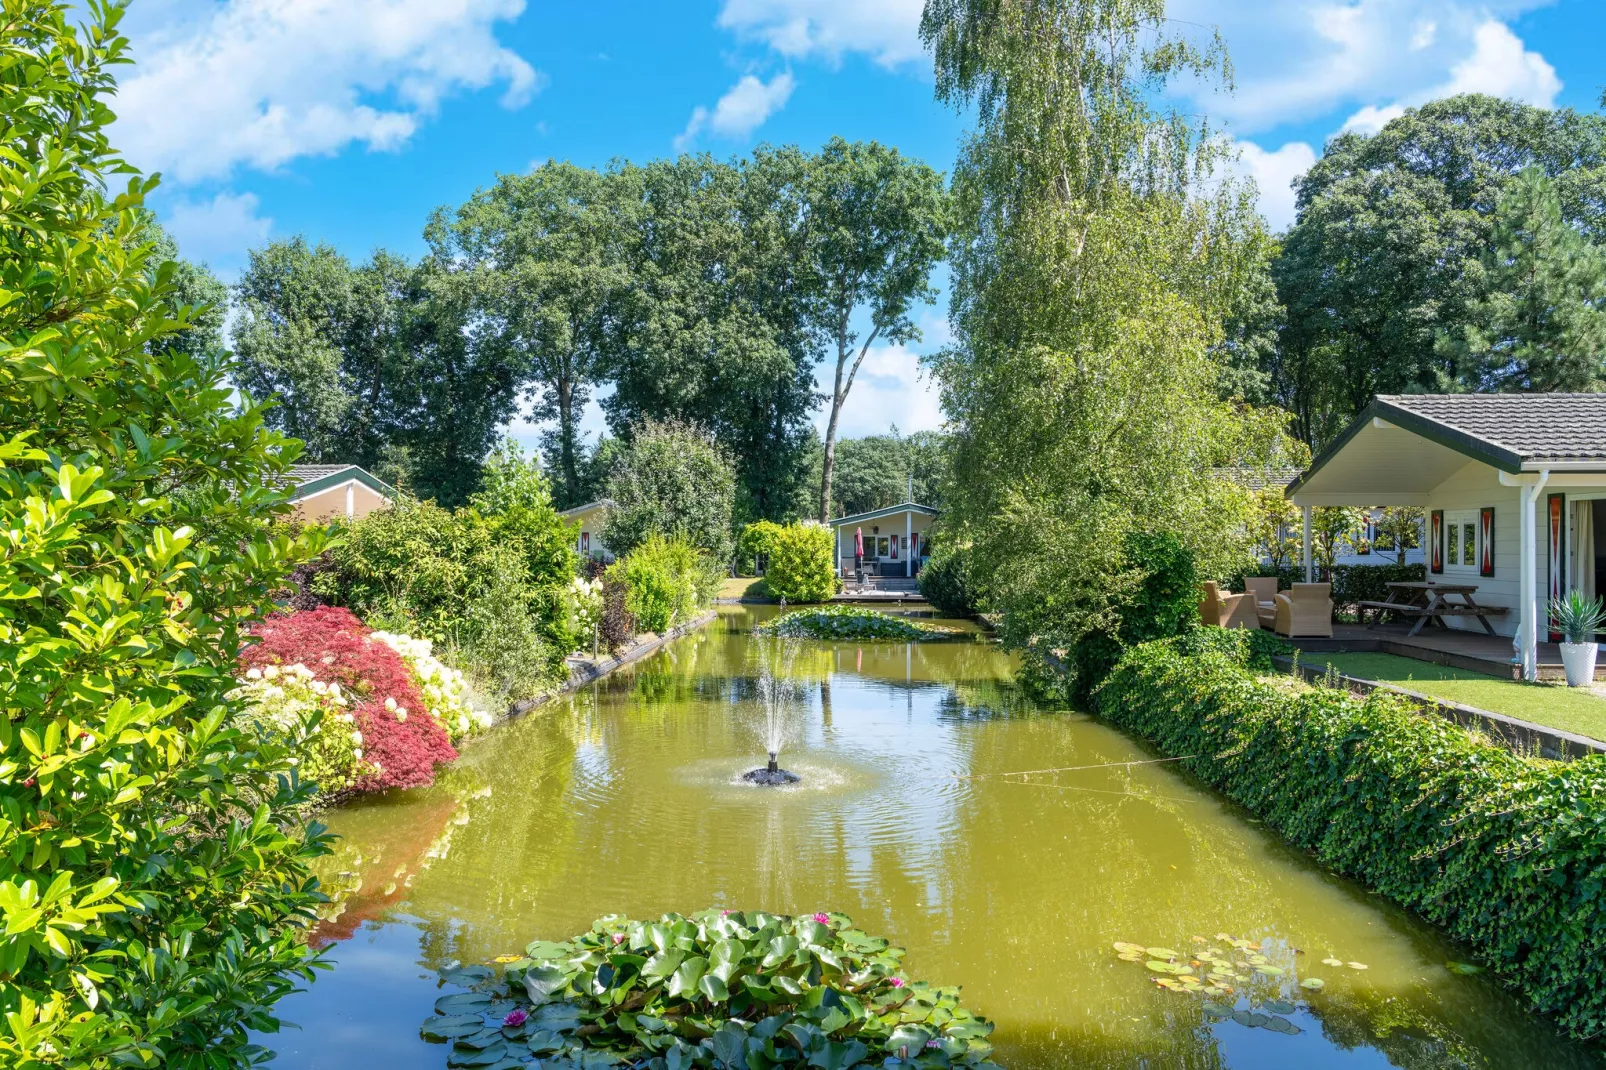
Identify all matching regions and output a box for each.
[1560,641,1599,688]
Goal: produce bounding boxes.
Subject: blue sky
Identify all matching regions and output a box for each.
[112,0,1606,447]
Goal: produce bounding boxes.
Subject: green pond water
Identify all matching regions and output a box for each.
[265,605,1600,1068]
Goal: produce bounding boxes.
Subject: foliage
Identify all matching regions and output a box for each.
[1059,531,1199,699]
[1096,636,1606,1039]
[229,664,368,797]
[917,545,977,617]
[1110,934,1334,1010]
[1445,167,1606,391]
[1247,489,1301,571]
[421,910,997,1068]
[600,573,637,653]
[0,5,331,1064]
[1271,95,1606,448]
[737,520,785,575]
[807,138,951,521]
[821,430,950,518]
[1330,562,1427,615]
[1165,626,1291,673]
[451,545,562,707]
[1549,590,1606,645]
[371,631,493,745]
[760,524,838,603]
[920,0,1291,689]
[1310,507,1366,575]
[1374,506,1424,565]
[242,608,458,792]
[564,576,604,650]
[758,606,957,642]
[603,419,737,563]
[607,536,715,635]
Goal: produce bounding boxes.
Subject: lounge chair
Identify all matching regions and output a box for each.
[1199,581,1258,630]
[1243,577,1279,629]
[1274,583,1333,638]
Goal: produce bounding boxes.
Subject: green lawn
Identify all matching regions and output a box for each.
[1306,651,1606,742]
[717,577,772,601]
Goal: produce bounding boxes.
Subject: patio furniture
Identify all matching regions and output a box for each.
[1358,581,1509,637]
[1274,583,1333,638]
[1199,581,1258,630]
[1243,577,1279,629]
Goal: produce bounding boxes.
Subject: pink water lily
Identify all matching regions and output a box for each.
[887,977,905,988]
[612,933,626,945]
[812,913,830,925]
[502,1009,528,1028]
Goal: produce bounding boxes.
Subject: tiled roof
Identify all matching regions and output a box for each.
[1378,393,1606,464]
[286,464,355,485]
[1209,467,1303,492]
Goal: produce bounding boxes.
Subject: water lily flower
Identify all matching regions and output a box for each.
[612,933,626,945]
[502,1009,528,1028]
[887,977,905,988]
[812,913,830,925]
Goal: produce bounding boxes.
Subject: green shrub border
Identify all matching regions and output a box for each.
[1095,634,1606,1039]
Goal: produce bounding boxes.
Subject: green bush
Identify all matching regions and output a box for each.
[918,545,977,617]
[1330,562,1427,615]
[603,419,737,564]
[737,519,785,575]
[1096,637,1606,1039]
[761,523,837,602]
[607,535,715,635]
[420,909,998,1067]
[0,6,330,1063]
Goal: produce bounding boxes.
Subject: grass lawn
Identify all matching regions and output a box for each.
[1306,651,1606,742]
[717,577,772,601]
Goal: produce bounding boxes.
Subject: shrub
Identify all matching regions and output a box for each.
[0,7,331,1064]
[918,544,977,617]
[737,519,785,575]
[1330,562,1426,616]
[242,608,458,792]
[1096,637,1606,1039]
[600,572,637,652]
[229,664,368,796]
[759,606,957,641]
[371,631,493,744]
[603,418,738,563]
[420,910,998,1067]
[607,535,713,635]
[761,523,837,602]
[1061,530,1197,699]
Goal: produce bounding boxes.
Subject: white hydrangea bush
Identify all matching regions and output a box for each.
[371,630,494,744]
[229,663,369,795]
[567,576,604,650]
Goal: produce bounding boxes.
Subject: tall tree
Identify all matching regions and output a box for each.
[1448,167,1606,391]
[919,0,1285,687]
[431,163,632,506]
[805,138,949,521]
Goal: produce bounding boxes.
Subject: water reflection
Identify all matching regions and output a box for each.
[267,606,1599,1069]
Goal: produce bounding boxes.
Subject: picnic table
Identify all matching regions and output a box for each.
[1357,581,1508,636]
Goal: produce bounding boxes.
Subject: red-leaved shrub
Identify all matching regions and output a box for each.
[240,606,457,792]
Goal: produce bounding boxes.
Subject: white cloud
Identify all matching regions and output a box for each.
[1226,140,1317,233]
[817,342,944,439]
[675,72,795,150]
[114,0,540,183]
[162,191,273,268]
[1341,104,1406,136]
[716,0,926,67]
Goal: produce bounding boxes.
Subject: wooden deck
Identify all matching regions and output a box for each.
[1291,622,1593,682]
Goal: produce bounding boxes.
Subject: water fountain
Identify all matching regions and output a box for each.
[743,638,802,786]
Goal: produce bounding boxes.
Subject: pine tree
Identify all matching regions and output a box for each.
[1453,167,1606,391]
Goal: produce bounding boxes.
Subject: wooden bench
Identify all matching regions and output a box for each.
[1357,600,1420,626]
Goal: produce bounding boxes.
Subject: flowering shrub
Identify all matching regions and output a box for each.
[242,607,457,792]
[564,575,604,650]
[230,664,368,795]
[372,630,493,744]
[420,910,997,1067]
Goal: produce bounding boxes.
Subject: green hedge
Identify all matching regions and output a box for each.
[918,546,976,617]
[761,523,837,602]
[1095,636,1606,1038]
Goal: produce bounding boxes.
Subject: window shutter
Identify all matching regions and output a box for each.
[1430,510,1444,574]
[1479,507,1494,577]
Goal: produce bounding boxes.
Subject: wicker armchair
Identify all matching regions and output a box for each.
[1243,577,1279,629]
[1199,581,1258,630]
[1274,583,1333,638]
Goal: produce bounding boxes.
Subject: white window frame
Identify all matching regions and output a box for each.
[1444,509,1480,574]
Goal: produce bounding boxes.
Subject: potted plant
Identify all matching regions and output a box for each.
[1549,589,1606,687]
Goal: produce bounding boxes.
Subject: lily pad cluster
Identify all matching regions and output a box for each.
[757,607,957,642]
[1112,934,1351,1036]
[420,909,998,1068]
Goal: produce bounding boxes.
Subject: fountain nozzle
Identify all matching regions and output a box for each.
[767,752,779,773]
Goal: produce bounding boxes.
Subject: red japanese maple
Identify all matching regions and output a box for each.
[240,606,457,792]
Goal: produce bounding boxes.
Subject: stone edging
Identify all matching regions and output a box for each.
[1272,654,1606,761]
[506,610,719,719]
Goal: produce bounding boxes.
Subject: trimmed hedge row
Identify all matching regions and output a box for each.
[1095,631,1606,1039]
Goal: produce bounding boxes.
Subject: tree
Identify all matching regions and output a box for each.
[826,428,950,517]
[1376,506,1424,565]
[1248,488,1301,571]
[0,4,326,1063]
[603,419,737,562]
[1448,167,1606,391]
[140,212,228,363]
[805,138,949,522]
[1311,507,1366,575]
[919,0,1287,690]
[431,163,631,506]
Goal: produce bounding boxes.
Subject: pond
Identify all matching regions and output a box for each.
[264,605,1601,1069]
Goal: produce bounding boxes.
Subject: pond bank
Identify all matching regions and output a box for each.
[508,610,718,718]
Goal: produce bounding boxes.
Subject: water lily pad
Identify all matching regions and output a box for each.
[1265,1015,1300,1035]
[1262,1000,1296,1015]
[1146,947,1180,959]
[1346,962,1368,971]
[1153,978,1184,990]
[1202,1001,1233,1018]
[1113,942,1146,954]
[1146,960,1192,975]
[1300,978,1325,991]
[1117,951,1145,962]
[1321,957,1343,967]
[422,1014,488,1041]
[1446,961,1484,976]
[1255,966,1285,977]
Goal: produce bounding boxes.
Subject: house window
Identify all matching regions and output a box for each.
[1444,510,1481,573]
